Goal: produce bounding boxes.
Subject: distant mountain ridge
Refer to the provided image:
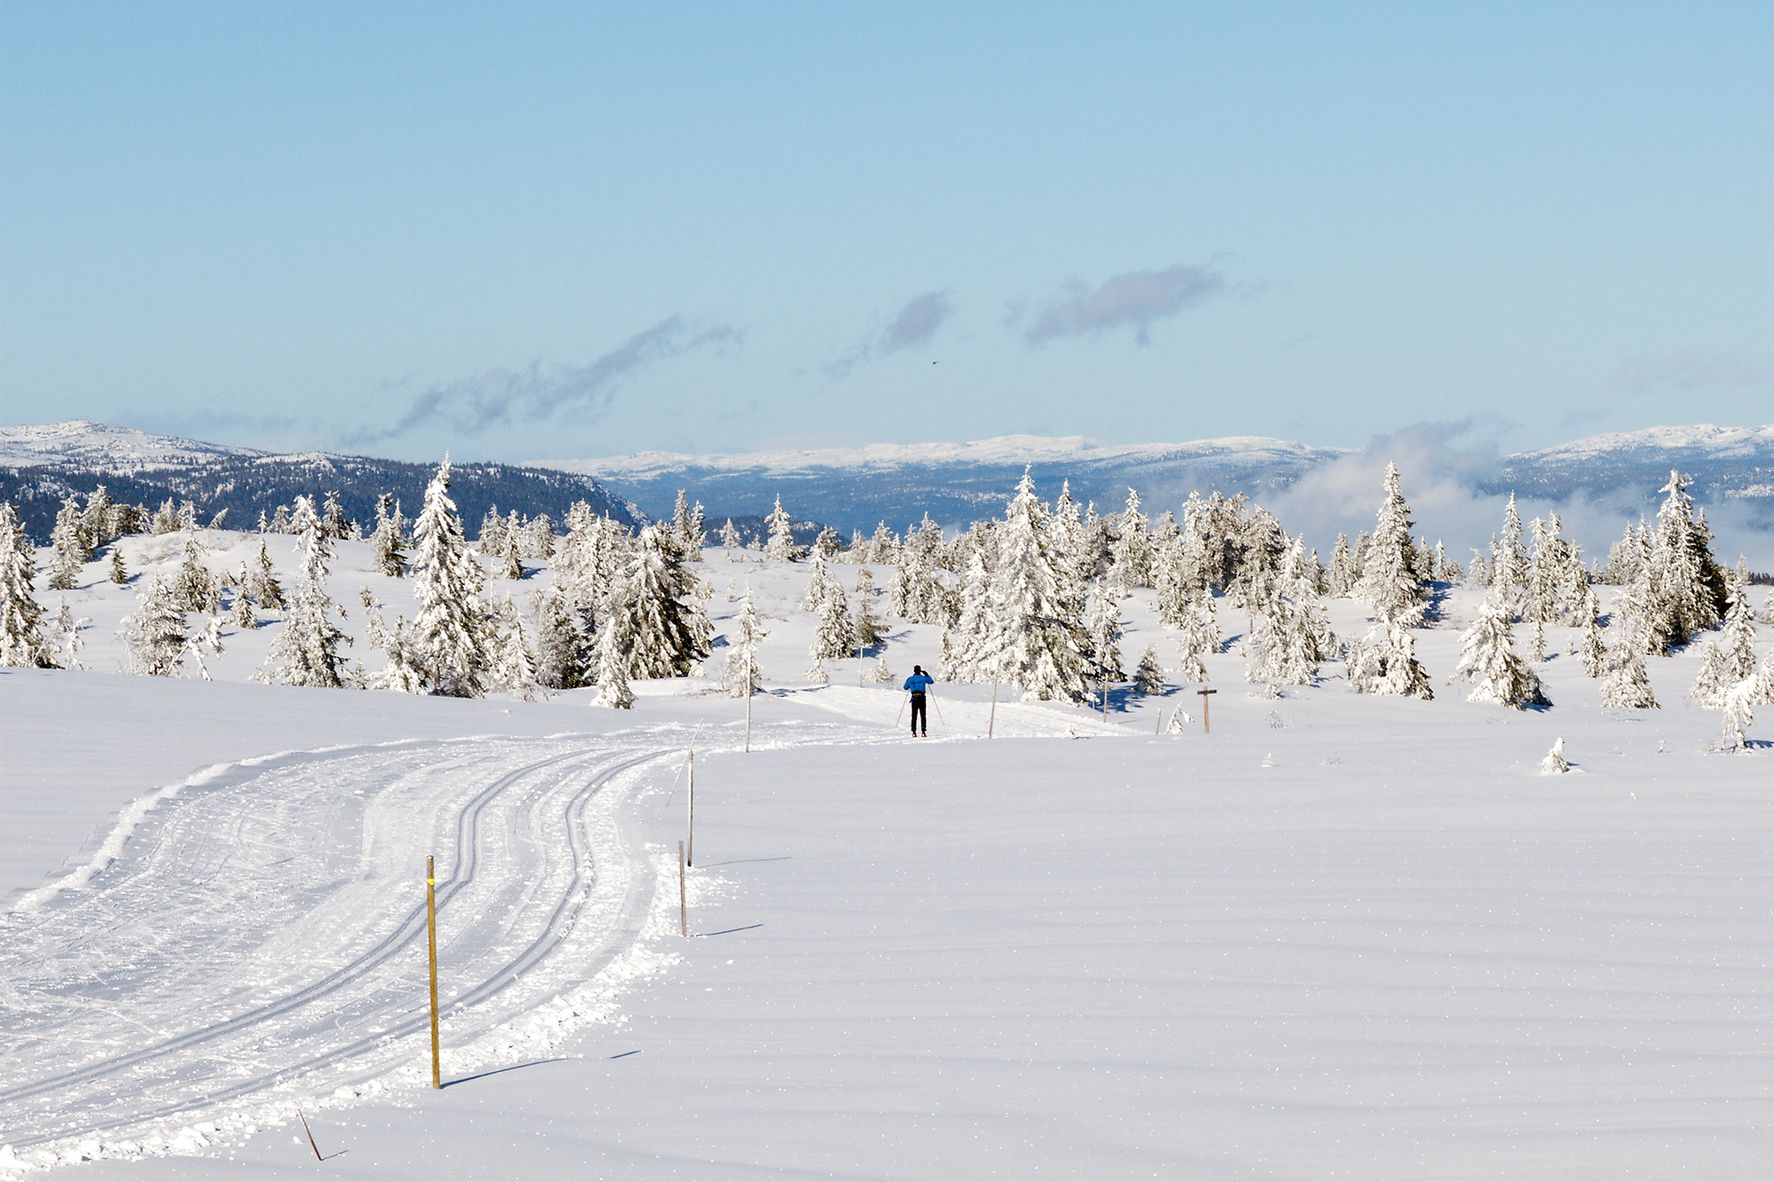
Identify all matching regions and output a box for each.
[0,421,638,541]
[549,425,1774,534]
[4,420,1772,542]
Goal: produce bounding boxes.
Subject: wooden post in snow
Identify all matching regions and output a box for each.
[426,854,441,1089]
[686,749,696,867]
[744,684,752,753]
[1197,688,1217,735]
[677,840,688,937]
[988,681,999,738]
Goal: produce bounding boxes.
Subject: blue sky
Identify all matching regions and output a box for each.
[2,1,1769,462]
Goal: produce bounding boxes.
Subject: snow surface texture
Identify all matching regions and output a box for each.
[3,536,1773,1178]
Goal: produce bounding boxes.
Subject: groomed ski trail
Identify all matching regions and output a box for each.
[0,723,871,1171]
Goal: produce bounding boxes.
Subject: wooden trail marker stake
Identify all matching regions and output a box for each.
[988,681,999,738]
[296,1108,323,1161]
[426,854,441,1090]
[677,840,688,936]
[1198,688,1217,735]
[744,685,752,753]
[686,749,696,867]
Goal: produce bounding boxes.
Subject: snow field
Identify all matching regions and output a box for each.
[4,532,1774,1177]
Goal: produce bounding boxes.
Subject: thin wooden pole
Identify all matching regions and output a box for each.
[426,854,440,1090]
[744,686,752,753]
[686,749,696,868]
[1198,688,1217,735]
[677,840,688,936]
[297,1108,323,1161]
[988,681,998,738]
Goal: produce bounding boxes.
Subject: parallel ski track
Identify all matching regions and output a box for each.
[0,742,667,1151]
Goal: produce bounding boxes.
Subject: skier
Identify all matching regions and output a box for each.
[903,665,934,737]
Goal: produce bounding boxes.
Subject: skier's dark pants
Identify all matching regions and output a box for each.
[910,694,927,736]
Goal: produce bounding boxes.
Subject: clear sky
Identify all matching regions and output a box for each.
[2,1,1769,462]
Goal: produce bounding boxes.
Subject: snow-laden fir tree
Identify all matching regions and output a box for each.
[476,505,507,557]
[809,569,855,662]
[108,548,128,586]
[1491,494,1527,614]
[941,546,1000,683]
[1345,620,1433,699]
[719,518,742,556]
[0,505,54,668]
[170,532,219,614]
[608,525,713,680]
[1452,593,1548,708]
[1084,587,1125,689]
[891,524,948,625]
[1538,738,1570,775]
[868,652,894,684]
[1358,462,1427,625]
[723,592,766,697]
[1133,643,1165,695]
[369,494,408,578]
[994,473,1090,702]
[1690,571,1759,707]
[248,540,285,612]
[231,563,257,629]
[489,595,540,701]
[121,575,190,676]
[764,495,801,562]
[522,512,556,560]
[532,584,589,691]
[812,526,843,561]
[668,490,705,562]
[1574,588,1606,678]
[409,458,492,697]
[590,608,637,709]
[53,600,87,670]
[81,485,117,548]
[367,611,428,694]
[852,567,886,652]
[1642,469,1726,651]
[1107,487,1152,593]
[1598,622,1659,709]
[499,532,524,580]
[257,497,351,689]
[1174,593,1218,683]
[46,496,89,591]
[1326,533,1357,596]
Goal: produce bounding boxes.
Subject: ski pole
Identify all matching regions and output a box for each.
[895,693,908,727]
[930,692,946,727]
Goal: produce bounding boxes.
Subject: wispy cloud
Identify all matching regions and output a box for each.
[829,289,954,377]
[350,316,742,445]
[1023,263,1225,346]
[1609,350,1771,396]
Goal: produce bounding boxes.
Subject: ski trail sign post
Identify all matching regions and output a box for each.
[1197,688,1217,735]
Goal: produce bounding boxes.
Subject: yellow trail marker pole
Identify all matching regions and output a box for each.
[426,854,441,1090]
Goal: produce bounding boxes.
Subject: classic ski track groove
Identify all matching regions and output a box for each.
[0,740,669,1151]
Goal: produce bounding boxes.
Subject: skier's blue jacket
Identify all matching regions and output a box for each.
[903,673,934,695]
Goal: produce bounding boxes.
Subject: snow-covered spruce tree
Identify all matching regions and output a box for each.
[718,518,742,556]
[868,652,894,683]
[1539,738,1570,775]
[121,576,189,676]
[1644,469,1726,651]
[891,525,947,625]
[370,494,408,577]
[367,612,428,694]
[476,505,507,557]
[1359,462,1427,626]
[590,608,637,709]
[764,495,802,562]
[1598,618,1659,708]
[608,525,713,680]
[532,584,589,691]
[1133,643,1165,695]
[810,573,855,662]
[1345,620,1432,699]
[499,532,524,580]
[171,532,219,614]
[852,568,886,652]
[942,546,999,682]
[81,485,117,548]
[995,473,1090,702]
[257,498,351,689]
[489,595,540,701]
[250,539,287,612]
[1690,571,1759,707]
[723,592,766,697]
[53,600,87,670]
[812,526,843,561]
[231,564,257,629]
[1084,587,1126,688]
[46,496,89,591]
[668,490,705,563]
[0,504,54,668]
[1451,593,1548,708]
[1491,494,1527,614]
[409,458,492,697]
[1108,487,1152,593]
[1326,533,1356,596]
[1466,549,1490,589]
[108,548,128,586]
[1174,593,1218,683]
[522,512,556,560]
[1574,588,1606,678]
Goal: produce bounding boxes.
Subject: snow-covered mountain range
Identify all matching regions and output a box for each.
[545,424,1774,534]
[4,420,1772,541]
[0,421,638,540]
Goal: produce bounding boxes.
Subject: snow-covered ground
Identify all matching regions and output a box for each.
[3,534,1772,1178]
